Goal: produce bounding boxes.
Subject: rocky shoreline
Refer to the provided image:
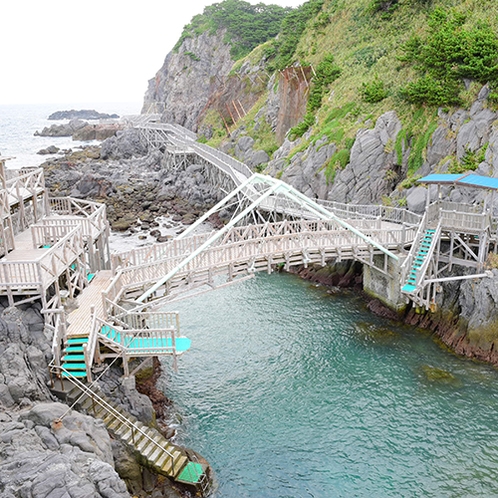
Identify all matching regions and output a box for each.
[0,299,200,498]
[291,261,498,367]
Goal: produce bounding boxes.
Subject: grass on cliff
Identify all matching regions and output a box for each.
[192,0,498,188]
[173,0,292,60]
[262,0,498,184]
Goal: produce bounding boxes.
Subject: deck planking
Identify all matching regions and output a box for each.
[66,270,112,337]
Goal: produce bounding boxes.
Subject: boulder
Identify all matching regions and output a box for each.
[37,145,60,155]
[328,111,402,203]
[35,119,87,137]
[406,186,427,213]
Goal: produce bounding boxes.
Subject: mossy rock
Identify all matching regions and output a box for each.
[112,218,135,231]
[355,322,400,344]
[421,365,459,385]
[135,365,155,382]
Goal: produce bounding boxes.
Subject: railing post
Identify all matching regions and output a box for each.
[83,343,92,383]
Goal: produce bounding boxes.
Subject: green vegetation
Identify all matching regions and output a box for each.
[174,0,291,60]
[264,0,325,71]
[184,51,200,61]
[290,54,341,139]
[176,0,498,193]
[361,77,389,103]
[448,143,489,174]
[400,8,498,106]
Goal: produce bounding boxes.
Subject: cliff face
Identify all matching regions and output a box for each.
[143,30,234,131]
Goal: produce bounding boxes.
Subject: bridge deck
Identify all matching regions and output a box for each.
[0,228,80,292]
[66,270,112,337]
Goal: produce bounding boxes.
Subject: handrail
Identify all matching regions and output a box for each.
[51,364,177,470]
[400,211,428,276]
[84,311,99,382]
[51,313,66,368]
[411,221,442,291]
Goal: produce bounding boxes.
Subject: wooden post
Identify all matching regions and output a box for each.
[83,343,92,383]
[123,353,129,377]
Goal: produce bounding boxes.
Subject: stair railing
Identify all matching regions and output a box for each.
[83,308,99,382]
[51,364,178,473]
[400,211,428,285]
[410,221,442,292]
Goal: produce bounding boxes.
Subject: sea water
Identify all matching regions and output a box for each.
[0,102,140,168]
[160,273,498,497]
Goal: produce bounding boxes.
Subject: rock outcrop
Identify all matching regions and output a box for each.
[0,302,132,497]
[42,129,221,231]
[35,119,88,138]
[35,119,122,142]
[0,403,130,498]
[328,111,402,203]
[0,298,188,497]
[48,109,119,120]
[143,30,234,131]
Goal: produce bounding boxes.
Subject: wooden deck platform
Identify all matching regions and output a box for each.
[66,270,112,337]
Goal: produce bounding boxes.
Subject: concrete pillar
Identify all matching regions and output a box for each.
[363,255,406,313]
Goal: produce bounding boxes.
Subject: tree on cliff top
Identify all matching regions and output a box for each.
[174,0,292,60]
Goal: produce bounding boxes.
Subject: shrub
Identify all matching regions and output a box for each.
[184,51,201,61]
[400,8,498,106]
[361,77,389,103]
[174,0,292,61]
[369,0,399,17]
[266,0,325,71]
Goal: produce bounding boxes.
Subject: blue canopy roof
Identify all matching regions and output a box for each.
[418,173,498,190]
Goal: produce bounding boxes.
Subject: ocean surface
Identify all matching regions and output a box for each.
[4,104,498,497]
[161,273,498,497]
[0,102,140,169]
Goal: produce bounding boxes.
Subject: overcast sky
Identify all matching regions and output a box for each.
[0,0,303,106]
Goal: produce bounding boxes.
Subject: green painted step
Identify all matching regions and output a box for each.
[67,337,89,345]
[402,284,417,293]
[176,462,205,485]
[65,346,84,353]
[62,370,87,378]
[62,354,85,362]
[63,362,87,370]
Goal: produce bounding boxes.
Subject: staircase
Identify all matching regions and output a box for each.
[401,228,436,294]
[61,336,89,379]
[99,323,192,355]
[55,374,209,492]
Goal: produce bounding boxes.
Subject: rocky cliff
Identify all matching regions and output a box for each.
[143,30,234,131]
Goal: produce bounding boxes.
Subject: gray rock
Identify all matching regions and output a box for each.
[459,269,498,330]
[329,111,402,203]
[100,128,147,160]
[143,30,234,131]
[35,119,88,137]
[247,149,270,168]
[425,125,456,168]
[406,186,427,213]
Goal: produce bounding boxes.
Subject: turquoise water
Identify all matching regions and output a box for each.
[160,273,498,497]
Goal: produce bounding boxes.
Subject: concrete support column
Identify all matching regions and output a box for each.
[363,255,406,313]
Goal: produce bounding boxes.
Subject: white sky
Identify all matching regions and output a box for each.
[0,0,303,106]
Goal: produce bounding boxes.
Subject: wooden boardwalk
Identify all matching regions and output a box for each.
[66,270,112,337]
